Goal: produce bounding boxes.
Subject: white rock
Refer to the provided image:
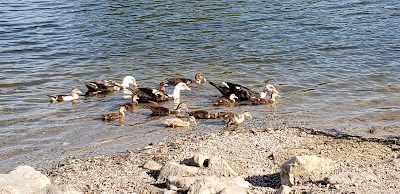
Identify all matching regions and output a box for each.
[274,185,292,194]
[167,176,204,190]
[10,165,51,190]
[207,156,238,177]
[143,160,163,171]
[0,174,42,194]
[188,176,226,194]
[157,162,199,182]
[280,155,333,186]
[192,154,209,167]
[232,176,251,189]
[218,185,247,194]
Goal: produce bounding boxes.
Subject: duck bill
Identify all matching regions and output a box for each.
[185,86,191,91]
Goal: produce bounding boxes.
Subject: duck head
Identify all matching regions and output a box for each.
[71,88,83,95]
[242,111,252,119]
[229,93,238,101]
[194,72,206,84]
[122,76,139,88]
[175,102,189,112]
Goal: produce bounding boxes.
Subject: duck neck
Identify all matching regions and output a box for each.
[121,77,131,88]
[270,92,278,103]
[235,114,245,124]
[119,108,126,116]
[172,88,181,99]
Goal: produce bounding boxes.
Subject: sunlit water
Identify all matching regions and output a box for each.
[1,0,399,172]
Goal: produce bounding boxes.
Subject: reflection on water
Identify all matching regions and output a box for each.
[0,0,399,172]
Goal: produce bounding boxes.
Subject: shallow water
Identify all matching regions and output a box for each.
[0,0,399,172]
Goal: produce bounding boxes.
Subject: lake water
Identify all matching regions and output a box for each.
[1,0,399,172]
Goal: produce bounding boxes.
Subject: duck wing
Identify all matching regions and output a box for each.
[131,88,168,102]
[85,80,120,93]
[150,106,171,116]
[189,110,213,119]
[209,81,258,101]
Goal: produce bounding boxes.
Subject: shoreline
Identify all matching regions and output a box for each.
[43,125,400,193]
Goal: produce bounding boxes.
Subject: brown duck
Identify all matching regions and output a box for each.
[188,110,217,119]
[212,93,238,106]
[167,72,206,85]
[102,105,127,122]
[121,95,139,111]
[150,102,188,116]
[217,111,252,126]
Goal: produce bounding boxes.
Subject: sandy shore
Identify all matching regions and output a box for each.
[45,126,400,193]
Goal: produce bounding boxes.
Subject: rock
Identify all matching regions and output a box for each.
[167,176,204,190]
[280,155,333,186]
[10,165,51,190]
[206,156,238,177]
[218,185,247,194]
[143,160,163,171]
[326,172,377,186]
[188,154,209,167]
[0,174,42,194]
[157,162,199,182]
[164,190,177,194]
[188,176,250,194]
[274,185,292,194]
[232,176,251,189]
[188,176,227,194]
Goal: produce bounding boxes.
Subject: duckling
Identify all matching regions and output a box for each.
[188,110,217,119]
[121,95,139,111]
[163,116,197,128]
[217,111,252,126]
[212,93,238,106]
[167,73,206,85]
[85,76,139,93]
[252,85,280,105]
[150,102,188,116]
[48,88,83,103]
[102,105,127,122]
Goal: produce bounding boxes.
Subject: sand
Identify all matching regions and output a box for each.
[45,126,400,193]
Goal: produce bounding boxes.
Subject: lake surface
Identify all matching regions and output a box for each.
[1,0,399,172]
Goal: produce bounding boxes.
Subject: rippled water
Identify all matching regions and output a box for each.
[1,0,399,172]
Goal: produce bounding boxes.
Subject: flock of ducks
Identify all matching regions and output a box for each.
[48,73,280,128]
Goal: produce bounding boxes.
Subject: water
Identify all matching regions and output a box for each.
[1,0,399,172]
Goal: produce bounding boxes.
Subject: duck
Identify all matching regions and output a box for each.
[209,81,275,101]
[167,72,206,85]
[251,85,280,105]
[163,116,197,128]
[121,95,139,111]
[212,93,238,106]
[85,76,139,93]
[188,110,217,119]
[150,102,189,116]
[48,88,83,103]
[102,105,127,122]
[131,82,191,102]
[217,111,252,126]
